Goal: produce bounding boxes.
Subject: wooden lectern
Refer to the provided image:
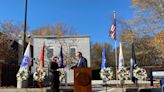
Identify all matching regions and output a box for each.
[74,68,92,92]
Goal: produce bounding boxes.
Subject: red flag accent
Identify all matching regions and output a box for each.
[39,42,45,67]
[109,18,116,40]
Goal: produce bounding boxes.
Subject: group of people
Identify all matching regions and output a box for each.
[46,51,88,92]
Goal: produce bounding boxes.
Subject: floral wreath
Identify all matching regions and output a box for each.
[100,67,113,82]
[58,68,66,81]
[133,67,147,80]
[16,68,29,81]
[117,67,130,80]
[33,68,46,82]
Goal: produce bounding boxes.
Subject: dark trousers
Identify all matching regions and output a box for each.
[51,72,60,92]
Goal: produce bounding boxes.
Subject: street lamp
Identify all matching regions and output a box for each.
[23,0,28,53]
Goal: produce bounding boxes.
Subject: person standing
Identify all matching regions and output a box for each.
[71,51,88,68]
[50,56,60,92]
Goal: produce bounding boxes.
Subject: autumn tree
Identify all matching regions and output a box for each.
[130,0,164,36]
[134,36,163,66]
[120,27,163,66]
[91,43,114,69]
[32,23,76,36]
[32,26,52,36]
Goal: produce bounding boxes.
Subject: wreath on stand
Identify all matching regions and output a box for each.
[57,68,66,82]
[117,67,130,80]
[100,67,113,82]
[33,68,46,82]
[133,67,147,80]
[16,68,29,81]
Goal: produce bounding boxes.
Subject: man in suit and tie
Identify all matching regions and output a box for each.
[71,51,88,68]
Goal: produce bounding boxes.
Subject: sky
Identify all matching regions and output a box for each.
[0,0,134,47]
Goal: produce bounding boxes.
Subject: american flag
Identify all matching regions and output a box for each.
[109,18,116,40]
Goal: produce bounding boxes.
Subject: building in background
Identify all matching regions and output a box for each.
[32,35,90,84]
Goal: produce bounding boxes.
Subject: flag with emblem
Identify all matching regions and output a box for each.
[20,42,31,68]
[101,47,106,69]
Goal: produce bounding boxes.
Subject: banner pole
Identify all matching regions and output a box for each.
[115,40,117,80]
[113,11,117,82]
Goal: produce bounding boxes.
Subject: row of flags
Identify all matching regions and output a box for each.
[101,11,136,83]
[19,42,64,73]
[101,42,136,83]
[101,42,135,69]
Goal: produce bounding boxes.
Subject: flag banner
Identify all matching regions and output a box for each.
[109,17,116,40]
[59,45,64,67]
[39,42,45,67]
[118,42,124,69]
[20,42,31,68]
[101,47,106,69]
[130,43,136,83]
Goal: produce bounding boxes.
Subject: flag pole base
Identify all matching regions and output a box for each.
[17,80,22,88]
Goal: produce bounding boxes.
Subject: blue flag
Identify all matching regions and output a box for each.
[130,43,136,83]
[59,45,63,67]
[101,47,106,69]
[20,42,31,68]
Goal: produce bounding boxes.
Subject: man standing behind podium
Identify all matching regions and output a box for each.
[71,52,88,68]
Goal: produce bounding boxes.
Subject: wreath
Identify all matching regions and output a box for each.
[100,67,113,82]
[117,67,130,80]
[33,68,46,82]
[16,68,29,81]
[133,67,147,80]
[58,68,66,82]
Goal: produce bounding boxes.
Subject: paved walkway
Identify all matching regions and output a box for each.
[0,80,159,92]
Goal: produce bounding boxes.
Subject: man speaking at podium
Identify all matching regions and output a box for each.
[71,51,88,68]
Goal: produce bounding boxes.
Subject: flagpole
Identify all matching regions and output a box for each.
[113,11,118,81]
[23,0,28,53]
[115,40,117,79]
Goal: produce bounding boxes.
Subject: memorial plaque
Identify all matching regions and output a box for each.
[74,68,92,92]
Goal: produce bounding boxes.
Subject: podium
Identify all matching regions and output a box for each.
[74,68,92,92]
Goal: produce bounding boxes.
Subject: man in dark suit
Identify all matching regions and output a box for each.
[71,52,88,68]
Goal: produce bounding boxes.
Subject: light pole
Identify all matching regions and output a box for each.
[17,0,28,88]
[23,0,28,53]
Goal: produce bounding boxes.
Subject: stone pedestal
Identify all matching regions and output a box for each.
[17,80,28,88]
[22,80,28,88]
[17,80,22,88]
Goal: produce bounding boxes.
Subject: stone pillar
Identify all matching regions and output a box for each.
[17,36,30,88]
[17,80,22,88]
[18,36,23,65]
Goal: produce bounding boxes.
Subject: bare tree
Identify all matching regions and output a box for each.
[0,21,22,63]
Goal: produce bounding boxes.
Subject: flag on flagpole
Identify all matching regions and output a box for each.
[20,42,31,68]
[59,45,64,67]
[101,47,106,69]
[39,42,45,67]
[130,43,136,83]
[109,15,116,40]
[118,42,124,69]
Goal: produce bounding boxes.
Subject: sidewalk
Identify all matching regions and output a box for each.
[0,80,159,92]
